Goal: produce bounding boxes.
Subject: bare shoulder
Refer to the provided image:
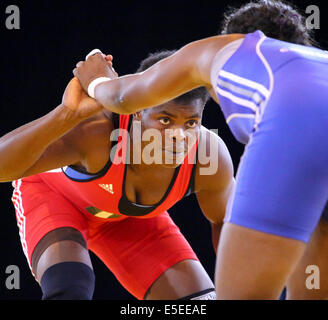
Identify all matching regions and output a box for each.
[194,126,234,193]
[64,111,113,152]
[183,33,245,85]
[19,111,115,178]
[184,34,245,51]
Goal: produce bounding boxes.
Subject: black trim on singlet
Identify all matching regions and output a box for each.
[112,112,120,131]
[178,288,215,300]
[118,163,182,217]
[61,111,198,216]
[182,146,198,199]
[118,140,199,217]
[63,157,113,183]
[61,113,127,183]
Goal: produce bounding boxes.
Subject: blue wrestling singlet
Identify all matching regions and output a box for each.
[213,30,328,242]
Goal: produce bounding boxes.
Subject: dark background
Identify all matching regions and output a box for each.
[0,0,326,300]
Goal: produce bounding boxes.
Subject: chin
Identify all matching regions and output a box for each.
[161,155,186,168]
[162,150,186,167]
[161,162,182,169]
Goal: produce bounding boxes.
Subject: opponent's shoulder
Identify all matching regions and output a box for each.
[194,126,234,193]
[185,34,245,49]
[183,34,245,85]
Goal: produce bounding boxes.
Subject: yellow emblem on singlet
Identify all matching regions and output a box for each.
[99,184,114,194]
[85,206,121,219]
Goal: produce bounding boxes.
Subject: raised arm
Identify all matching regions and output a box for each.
[0,78,103,182]
[74,34,244,114]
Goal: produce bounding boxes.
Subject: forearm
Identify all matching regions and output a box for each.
[0,104,81,181]
[94,75,134,114]
[94,73,180,115]
[89,44,206,114]
[94,71,202,115]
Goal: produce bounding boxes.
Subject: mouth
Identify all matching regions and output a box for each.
[163,149,186,158]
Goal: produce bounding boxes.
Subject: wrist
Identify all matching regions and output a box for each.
[87,77,112,98]
[55,104,84,126]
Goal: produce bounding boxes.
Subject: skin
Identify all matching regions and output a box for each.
[286,219,328,299]
[0,73,234,299]
[73,35,245,114]
[73,34,326,299]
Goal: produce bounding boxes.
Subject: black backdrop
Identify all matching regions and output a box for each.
[0,0,326,300]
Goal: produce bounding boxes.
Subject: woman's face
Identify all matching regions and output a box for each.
[134,100,203,168]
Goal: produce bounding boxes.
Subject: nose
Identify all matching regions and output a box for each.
[168,128,186,142]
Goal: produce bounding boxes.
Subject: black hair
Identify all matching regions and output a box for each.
[221,0,317,47]
[136,50,210,107]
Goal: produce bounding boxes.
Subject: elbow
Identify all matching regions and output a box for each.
[119,106,136,115]
[0,175,20,183]
[96,81,135,115]
[0,166,24,183]
[100,91,134,115]
[115,98,134,115]
[111,95,135,115]
[0,167,9,182]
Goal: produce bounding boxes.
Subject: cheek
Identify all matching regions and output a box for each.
[140,121,165,149]
[186,126,200,141]
[193,126,200,134]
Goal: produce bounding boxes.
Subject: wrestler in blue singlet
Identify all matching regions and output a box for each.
[213,30,328,242]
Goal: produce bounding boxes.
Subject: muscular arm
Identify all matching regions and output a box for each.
[0,78,104,182]
[194,129,235,252]
[75,34,244,114]
[0,105,86,182]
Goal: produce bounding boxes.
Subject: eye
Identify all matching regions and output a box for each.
[159,117,170,125]
[186,120,198,128]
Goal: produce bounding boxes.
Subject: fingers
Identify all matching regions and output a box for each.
[76,52,113,68]
[73,61,84,77]
[105,55,113,67]
[76,61,84,68]
[74,54,114,74]
[72,50,116,90]
[85,49,103,60]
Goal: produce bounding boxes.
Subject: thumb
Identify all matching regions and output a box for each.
[62,77,83,108]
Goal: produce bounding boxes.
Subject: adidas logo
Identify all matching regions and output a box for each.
[99,184,114,194]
